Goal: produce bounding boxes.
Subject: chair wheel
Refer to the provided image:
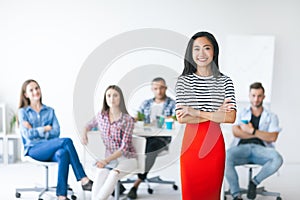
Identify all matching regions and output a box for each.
[173,184,178,190]
[38,198,43,200]
[147,188,153,194]
[15,192,21,198]
[276,197,282,200]
[71,195,77,200]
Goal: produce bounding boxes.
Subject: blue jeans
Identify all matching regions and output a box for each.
[225,144,283,197]
[27,138,87,196]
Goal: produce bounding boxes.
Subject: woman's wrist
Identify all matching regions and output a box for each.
[102,159,109,165]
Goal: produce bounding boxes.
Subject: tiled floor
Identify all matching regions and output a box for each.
[1,161,300,200]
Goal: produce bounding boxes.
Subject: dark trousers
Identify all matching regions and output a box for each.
[137,136,171,180]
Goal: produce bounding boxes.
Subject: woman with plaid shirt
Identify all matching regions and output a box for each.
[82,85,137,200]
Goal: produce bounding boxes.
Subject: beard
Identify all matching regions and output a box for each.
[253,101,263,108]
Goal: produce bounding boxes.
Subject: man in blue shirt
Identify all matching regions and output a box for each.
[225,82,283,200]
[127,77,176,199]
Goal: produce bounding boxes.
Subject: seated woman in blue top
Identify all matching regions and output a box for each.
[18,79,93,200]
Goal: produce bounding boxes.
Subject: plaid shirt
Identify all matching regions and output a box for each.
[86,111,136,158]
[139,96,176,124]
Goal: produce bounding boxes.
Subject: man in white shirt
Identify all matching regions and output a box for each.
[225,82,283,200]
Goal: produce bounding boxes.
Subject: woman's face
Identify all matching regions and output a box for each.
[25,81,41,102]
[105,88,121,108]
[192,37,214,68]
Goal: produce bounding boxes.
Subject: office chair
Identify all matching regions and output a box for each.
[15,155,76,200]
[84,131,147,200]
[121,145,178,195]
[224,164,282,200]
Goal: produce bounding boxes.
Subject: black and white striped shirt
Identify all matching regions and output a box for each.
[176,73,236,112]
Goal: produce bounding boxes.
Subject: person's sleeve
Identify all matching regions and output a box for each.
[268,113,282,133]
[138,100,147,114]
[46,110,60,139]
[233,109,243,125]
[85,113,99,131]
[175,76,186,107]
[18,109,44,139]
[170,99,176,116]
[119,116,134,154]
[225,77,237,111]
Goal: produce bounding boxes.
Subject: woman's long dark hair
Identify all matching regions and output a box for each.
[182,31,221,77]
[19,79,42,109]
[101,85,129,114]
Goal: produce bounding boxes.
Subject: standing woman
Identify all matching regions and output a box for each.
[18,79,93,200]
[176,31,236,199]
[82,85,137,200]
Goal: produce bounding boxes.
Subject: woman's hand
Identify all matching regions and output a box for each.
[44,125,52,132]
[22,121,32,129]
[81,127,90,145]
[95,160,108,168]
[217,98,235,113]
[176,105,199,118]
[81,132,88,145]
[211,98,236,123]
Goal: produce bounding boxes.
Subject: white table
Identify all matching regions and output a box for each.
[133,122,184,137]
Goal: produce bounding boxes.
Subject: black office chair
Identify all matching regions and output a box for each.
[121,146,178,195]
[224,164,282,200]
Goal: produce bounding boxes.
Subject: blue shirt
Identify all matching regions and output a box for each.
[231,106,281,148]
[18,105,60,155]
[139,96,176,124]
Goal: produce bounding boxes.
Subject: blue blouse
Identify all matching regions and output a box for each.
[18,105,60,155]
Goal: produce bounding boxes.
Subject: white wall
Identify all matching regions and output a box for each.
[0,0,299,163]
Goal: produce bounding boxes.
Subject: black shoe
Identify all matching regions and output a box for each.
[247,180,257,199]
[233,196,243,200]
[82,180,93,191]
[57,197,70,200]
[127,187,137,199]
[112,183,126,196]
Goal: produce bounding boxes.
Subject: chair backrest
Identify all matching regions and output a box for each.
[85,131,105,160]
[85,131,146,173]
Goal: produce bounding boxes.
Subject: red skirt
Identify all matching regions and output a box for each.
[180,121,225,200]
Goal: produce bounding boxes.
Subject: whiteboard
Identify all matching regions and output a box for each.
[222,35,275,103]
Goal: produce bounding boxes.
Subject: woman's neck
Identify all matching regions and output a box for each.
[30,101,42,112]
[109,107,122,122]
[195,65,212,77]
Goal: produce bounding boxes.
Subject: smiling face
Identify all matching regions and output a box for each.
[192,37,214,68]
[105,88,121,108]
[24,81,42,103]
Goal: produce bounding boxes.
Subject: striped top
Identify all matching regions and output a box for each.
[176,73,237,112]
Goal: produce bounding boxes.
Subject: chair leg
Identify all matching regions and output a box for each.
[144,175,178,194]
[15,164,75,199]
[114,181,120,200]
[224,167,281,199]
[121,175,178,195]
